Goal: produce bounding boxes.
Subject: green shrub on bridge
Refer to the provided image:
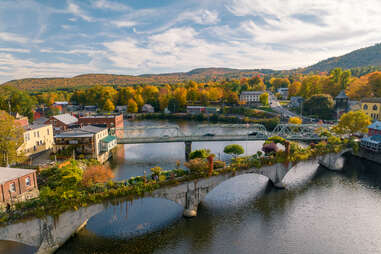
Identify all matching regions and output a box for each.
[189,149,211,160]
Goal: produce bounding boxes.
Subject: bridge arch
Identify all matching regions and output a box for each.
[318,148,352,171]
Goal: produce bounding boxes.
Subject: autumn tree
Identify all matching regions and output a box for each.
[82,165,114,187]
[260,92,269,106]
[346,76,372,100]
[127,98,138,113]
[200,90,210,106]
[134,94,144,111]
[224,91,239,105]
[172,87,187,111]
[103,98,115,112]
[0,111,25,166]
[288,81,302,97]
[270,78,290,90]
[118,87,136,105]
[368,72,381,97]
[248,76,266,91]
[299,75,321,98]
[334,111,371,135]
[288,116,302,124]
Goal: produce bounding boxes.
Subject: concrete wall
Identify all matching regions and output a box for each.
[0,204,103,254]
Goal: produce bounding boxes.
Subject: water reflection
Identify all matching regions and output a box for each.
[59,157,381,254]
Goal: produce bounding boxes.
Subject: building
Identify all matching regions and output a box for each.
[361,98,381,121]
[45,113,78,133]
[54,125,117,163]
[14,114,29,128]
[142,104,155,113]
[186,106,220,114]
[277,88,289,100]
[78,114,124,129]
[0,167,39,208]
[335,90,350,119]
[368,121,381,136]
[360,135,381,152]
[116,105,127,113]
[84,105,97,112]
[290,96,304,108]
[239,91,265,104]
[18,124,54,157]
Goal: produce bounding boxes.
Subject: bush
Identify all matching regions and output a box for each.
[189,149,211,160]
[184,158,209,176]
[213,160,226,169]
[224,144,244,157]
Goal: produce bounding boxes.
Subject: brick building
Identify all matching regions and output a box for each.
[0,167,39,207]
[45,113,78,133]
[78,114,124,129]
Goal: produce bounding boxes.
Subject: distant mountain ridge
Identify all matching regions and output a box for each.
[3,43,381,90]
[303,43,381,73]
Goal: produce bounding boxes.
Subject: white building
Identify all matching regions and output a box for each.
[240,91,265,104]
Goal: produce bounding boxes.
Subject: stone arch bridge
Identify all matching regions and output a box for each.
[0,150,350,254]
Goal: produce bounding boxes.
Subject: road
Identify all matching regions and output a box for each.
[269,93,298,118]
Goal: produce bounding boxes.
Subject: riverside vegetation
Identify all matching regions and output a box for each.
[0,131,358,226]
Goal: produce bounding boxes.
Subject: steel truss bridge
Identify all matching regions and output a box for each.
[114,124,330,144]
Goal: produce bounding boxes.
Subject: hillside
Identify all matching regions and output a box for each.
[3,43,381,90]
[2,68,275,91]
[304,43,381,73]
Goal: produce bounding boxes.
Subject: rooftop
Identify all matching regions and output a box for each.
[55,125,107,138]
[24,123,51,131]
[240,91,265,95]
[369,121,381,131]
[101,135,116,143]
[0,167,36,184]
[53,114,78,125]
[361,98,381,103]
[362,135,381,144]
[335,90,348,99]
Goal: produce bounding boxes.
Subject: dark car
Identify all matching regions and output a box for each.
[203,133,215,137]
[248,131,258,136]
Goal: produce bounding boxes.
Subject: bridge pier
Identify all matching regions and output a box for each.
[185,141,192,161]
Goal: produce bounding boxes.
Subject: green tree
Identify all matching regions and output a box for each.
[334,111,371,135]
[0,111,25,166]
[303,94,334,119]
[368,72,381,97]
[224,144,244,158]
[260,92,269,106]
[0,86,36,120]
[189,149,211,160]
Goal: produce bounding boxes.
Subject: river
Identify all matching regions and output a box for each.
[2,120,381,254]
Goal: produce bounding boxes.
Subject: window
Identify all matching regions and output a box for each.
[47,129,49,135]
[10,182,16,192]
[363,104,368,110]
[25,177,31,186]
[373,105,378,111]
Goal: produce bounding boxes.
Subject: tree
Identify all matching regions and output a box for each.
[368,72,381,97]
[260,92,269,106]
[200,90,210,106]
[289,117,302,124]
[299,75,321,98]
[103,98,115,112]
[127,98,138,113]
[0,86,36,120]
[270,78,290,89]
[189,149,211,160]
[346,76,372,100]
[224,144,244,158]
[248,76,266,91]
[172,87,187,111]
[288,81,302,98]
[225,91,239,105]
[334,111,371,135]
[303,94,334,119]
[82,165,114,187]
[0,111,25,166]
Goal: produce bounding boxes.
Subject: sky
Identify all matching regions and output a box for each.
[0,0,381,83]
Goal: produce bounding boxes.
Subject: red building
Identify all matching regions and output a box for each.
[368,121,381,136]
[0,167,39,206]
[78,114,124,129]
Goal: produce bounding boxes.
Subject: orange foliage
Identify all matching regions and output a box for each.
[82,165,114,187]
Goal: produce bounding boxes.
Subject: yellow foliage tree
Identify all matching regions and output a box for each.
[334,111,371,135]
[127,98,138,113]
[103,98,115,112]
[288,117,302,125]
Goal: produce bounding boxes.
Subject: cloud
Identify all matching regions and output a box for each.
[92,0,130,11]
[178,9,220,25]
[111,21,137,28]
[0,48,30,53]
[0,32,29,43]
[67,1,94,22]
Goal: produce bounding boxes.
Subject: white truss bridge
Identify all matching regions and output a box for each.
[114,124,330,144]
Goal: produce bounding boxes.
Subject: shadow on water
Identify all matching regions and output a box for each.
[0,240,36,254]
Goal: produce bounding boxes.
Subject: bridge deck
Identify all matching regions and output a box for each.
[117,135,321,144]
